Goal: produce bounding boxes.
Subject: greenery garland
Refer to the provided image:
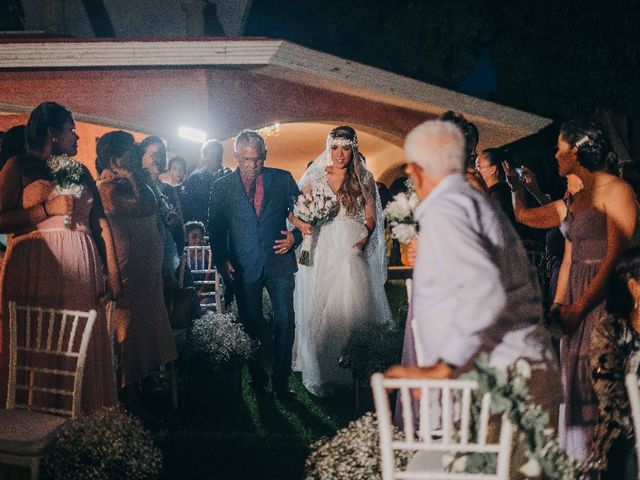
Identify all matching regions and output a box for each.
[450,353,593,479]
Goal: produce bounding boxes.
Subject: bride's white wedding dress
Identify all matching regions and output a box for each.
[294,177,393,397]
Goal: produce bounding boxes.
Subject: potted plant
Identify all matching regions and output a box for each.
[185,310,256,404]
[305,412,412,479]
[42,408,162,480]
[340,323,404,410]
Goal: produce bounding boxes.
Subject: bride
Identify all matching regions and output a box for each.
[293,126,393,396]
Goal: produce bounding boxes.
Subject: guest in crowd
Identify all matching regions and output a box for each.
[162,155,187,204]
[386,119,560,421]
[589,247,640,479]
[161,155,187,186]
[437,110,478,169]
[0,124,27,171]
[96,131,177,410]
[0,101,119,412]
[475,148,516,225]
[182,139,231,225]
[140,136,185,282]
[185,220,216,310]
[504,118,638,460]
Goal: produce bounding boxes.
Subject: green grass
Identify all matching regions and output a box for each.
[141,283,408,480]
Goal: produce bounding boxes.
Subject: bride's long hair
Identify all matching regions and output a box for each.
[332,126,364,216]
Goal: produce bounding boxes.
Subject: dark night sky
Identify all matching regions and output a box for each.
[246,0,640,122]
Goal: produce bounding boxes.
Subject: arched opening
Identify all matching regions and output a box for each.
[219,121,406,185]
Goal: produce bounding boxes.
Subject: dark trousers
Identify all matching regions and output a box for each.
[235,272,295,391]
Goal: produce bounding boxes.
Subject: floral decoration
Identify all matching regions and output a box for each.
[305,412,412,480]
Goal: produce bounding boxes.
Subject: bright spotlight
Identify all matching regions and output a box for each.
[178,126,207,143]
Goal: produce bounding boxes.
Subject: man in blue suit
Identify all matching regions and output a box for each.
[208,130,301,399]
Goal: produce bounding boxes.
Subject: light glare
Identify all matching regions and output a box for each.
[178,126,207,143]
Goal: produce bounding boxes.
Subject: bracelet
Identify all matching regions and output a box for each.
[42,202,49,217]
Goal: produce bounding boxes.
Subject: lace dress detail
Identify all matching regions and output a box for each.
[293,176,392,396]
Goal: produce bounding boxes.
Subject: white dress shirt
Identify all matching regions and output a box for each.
[412,174,555,373]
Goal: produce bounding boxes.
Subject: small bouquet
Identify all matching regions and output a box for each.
[293,188,337,266]
[187,311,256,369]
[46,154,85,228]
[383,189,419,245]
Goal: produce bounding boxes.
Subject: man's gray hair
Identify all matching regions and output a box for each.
[233,130,267,159]
[201,139,223,159]
[404,120,466,176]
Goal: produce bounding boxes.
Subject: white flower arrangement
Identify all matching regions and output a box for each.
[305,412,413,480]
[293,186,338,266]
[383,190,419,245]
[46,154,85,228]
[188,311,255,369]
[445,353,590,479]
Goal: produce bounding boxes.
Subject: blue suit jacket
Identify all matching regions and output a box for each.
[208,167,302,283]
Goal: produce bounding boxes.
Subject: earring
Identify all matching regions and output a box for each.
[52,137,57,143]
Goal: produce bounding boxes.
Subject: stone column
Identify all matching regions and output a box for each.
[45,0,64,34]
[182,0,208,37]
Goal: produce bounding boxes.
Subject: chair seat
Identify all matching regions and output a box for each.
[407,450,444,472]
[0,409,67,455]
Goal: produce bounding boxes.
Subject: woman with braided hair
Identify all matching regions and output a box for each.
[505,118,639,460]
[292,126,392,397]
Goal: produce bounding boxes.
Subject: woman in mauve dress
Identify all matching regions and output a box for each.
[96,131,177,406]
[0,101,119,413]
[506,118,638,460]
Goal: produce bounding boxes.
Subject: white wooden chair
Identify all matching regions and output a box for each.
[185,245,224,313]
[371,373,513,480]
[0,302,97,479]
[625,372,640,472]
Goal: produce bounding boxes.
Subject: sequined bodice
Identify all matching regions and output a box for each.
[335,201,365,223]
[315,175,365,224]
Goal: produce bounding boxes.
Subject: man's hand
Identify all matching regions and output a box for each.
[384,363,454,400]
[274,230,295,255]
[385,363,453,381]
[224,260,236,282]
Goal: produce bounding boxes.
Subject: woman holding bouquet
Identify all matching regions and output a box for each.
[0,101,119,412]
[292,126,392,396]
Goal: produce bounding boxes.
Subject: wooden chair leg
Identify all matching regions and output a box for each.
[169,362,178,410]
[30,457,40,480]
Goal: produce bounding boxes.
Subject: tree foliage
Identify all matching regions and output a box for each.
[246,0,640,119]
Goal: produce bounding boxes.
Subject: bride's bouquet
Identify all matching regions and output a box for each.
[293,189,337,266]
[383,184,419,244]
[46,154,85,229]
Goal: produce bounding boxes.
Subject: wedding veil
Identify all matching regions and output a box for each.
[297,127,387,284]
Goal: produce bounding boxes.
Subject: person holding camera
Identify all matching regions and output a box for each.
[475,148,517,226]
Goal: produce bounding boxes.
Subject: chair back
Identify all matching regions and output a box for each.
[6,302,97,418]
[185,245,224,312]
[625,372,640,470]
[371,373,512,480]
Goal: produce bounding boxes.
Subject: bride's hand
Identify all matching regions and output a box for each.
[290,215,313,236]
[353,236,368,251]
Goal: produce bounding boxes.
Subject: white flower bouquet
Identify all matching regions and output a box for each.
[305,412,413,479]
[293,189,337,266]
[187,311,256,369]
[46,154,85,228]
[383,191,419,245]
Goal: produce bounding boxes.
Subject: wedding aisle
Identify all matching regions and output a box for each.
[146,370,356,479]
[140,281,408,480]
